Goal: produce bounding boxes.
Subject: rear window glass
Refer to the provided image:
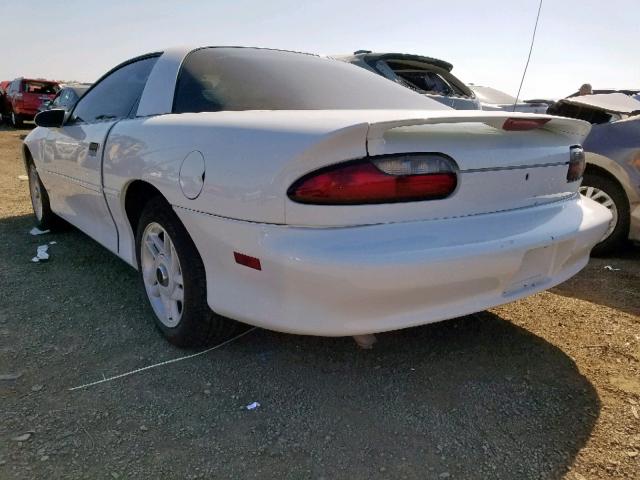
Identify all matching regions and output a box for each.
[23,81,59,94]
[173,48,447,113]
[375,60,468,98]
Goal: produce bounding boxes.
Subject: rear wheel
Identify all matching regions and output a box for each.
[580,172,630,256]
[28,162,61,230]
[136,197,240,347]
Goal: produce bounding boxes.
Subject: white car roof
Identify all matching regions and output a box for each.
[137,46,193,117]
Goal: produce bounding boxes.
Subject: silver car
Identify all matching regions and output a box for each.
[334,50,480,110]
[550,93,640,254]
[468,84,550,114]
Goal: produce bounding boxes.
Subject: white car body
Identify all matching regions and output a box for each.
[470,85,550,114]
[24,47,611,337]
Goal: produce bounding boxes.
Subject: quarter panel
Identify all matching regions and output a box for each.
[101,112,370,262]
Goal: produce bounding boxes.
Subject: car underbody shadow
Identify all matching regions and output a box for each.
[219,314,600,479]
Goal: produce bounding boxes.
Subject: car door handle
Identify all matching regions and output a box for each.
[88,142,99,156]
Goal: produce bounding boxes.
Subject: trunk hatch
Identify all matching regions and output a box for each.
[284,112,590,226]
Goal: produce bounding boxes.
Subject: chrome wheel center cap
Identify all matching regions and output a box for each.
[156,264,169,287]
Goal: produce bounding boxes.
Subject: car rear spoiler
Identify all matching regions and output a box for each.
[365,112,592,153]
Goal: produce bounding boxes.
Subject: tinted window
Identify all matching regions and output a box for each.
[23,81,58,94]
[72,56,158,123]
[173,48,447,113]
[67,90,79,105]
[51,91,64,107]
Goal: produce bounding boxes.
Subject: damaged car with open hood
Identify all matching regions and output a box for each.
[549,93,640,254]
[24,46,610,347]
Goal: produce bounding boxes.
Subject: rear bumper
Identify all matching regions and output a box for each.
[176,195,611,336]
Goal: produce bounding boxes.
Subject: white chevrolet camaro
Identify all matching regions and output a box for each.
[24,46,611,347]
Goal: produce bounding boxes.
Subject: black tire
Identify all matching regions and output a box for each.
[27,162,63,230]
[581,172,630,256]
[11,111,23,128]
[135,196,241,348]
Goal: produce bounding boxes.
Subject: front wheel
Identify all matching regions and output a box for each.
[580,173,630,256]
[28,162,61,230]
[136,197,240,347]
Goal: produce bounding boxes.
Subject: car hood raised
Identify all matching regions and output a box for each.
[561,93,640,115]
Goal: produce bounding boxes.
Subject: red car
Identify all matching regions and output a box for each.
[2,78,59,127]
[0,81,10,124]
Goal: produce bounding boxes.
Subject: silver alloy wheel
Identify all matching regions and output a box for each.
[141,222,185,328]
[29,165,43,221]
[580,185,618,240]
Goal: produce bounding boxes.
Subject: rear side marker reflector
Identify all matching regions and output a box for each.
[234,252,262,270]
[502,118,550,131]
[287,154,458,205]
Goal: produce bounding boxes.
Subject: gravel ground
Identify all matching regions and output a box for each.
[0,125,638,479]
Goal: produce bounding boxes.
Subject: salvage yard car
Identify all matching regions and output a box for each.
[334,50,481,110]
[37,84,91,115]
[24,46,611,347]
[468,84,549,114]
[3,77,59,127]
[550,93,640,254]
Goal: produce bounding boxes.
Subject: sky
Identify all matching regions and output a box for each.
[2,0,638,100]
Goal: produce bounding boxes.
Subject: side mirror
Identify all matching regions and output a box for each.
[34,108,66,128]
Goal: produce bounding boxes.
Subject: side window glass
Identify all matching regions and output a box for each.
[52,91,64,106]
[72,56,158,123]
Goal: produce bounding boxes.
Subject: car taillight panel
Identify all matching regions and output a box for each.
[287,154,458,205]
[567,145,585,182]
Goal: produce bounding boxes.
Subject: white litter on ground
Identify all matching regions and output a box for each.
[37,245,49,260]
[246,402,260,410]
[49,241,57,245]
[604,265,621,271]
[17,174,28,181]
[31,245,50,263]
[29,227,50,236]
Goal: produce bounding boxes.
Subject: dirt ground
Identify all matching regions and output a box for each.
[0,124,638,480]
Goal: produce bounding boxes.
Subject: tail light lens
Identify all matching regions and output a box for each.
[567,146,585,182]
[287,154,458,205]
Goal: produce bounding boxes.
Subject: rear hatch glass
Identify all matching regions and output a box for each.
[22,81,59,108]
[374,59,472,99]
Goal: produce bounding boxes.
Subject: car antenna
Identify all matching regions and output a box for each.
[513,0,543,112]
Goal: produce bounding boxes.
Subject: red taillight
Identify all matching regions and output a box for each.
[502,118,550,131]
[567,146,585,182]
[287,154,457,205]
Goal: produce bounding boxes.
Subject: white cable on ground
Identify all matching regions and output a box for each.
[69,327,258,391]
